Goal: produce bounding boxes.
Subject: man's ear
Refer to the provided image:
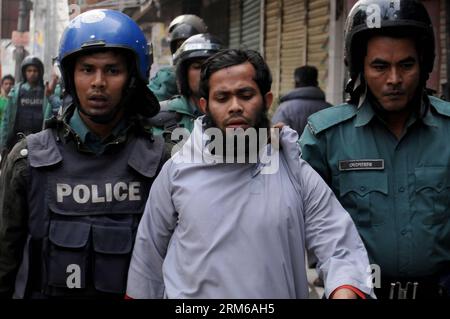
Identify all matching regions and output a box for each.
[199,97,208,114]
[264,92,274,111]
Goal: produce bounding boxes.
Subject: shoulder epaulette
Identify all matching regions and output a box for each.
[159,99,171,112]
[26,129,62,168]
[306,103,357,135]
[429,96,450,118]
[7,139,29,164]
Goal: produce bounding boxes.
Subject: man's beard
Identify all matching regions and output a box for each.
[202,101,271,162]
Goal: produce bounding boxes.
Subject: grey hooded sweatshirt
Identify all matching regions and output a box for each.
[126,118,375,299]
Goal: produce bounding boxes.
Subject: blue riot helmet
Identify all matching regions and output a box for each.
[58,9,159,120]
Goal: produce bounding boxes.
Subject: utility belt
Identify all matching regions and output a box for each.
[375,276,449,299]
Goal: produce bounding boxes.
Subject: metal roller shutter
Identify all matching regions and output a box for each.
[241,0,262,51]
[265,0,281,100]
[229,0,262,51]
[279,0,306,97]
[229,0,241,49]
[306,0,330,91]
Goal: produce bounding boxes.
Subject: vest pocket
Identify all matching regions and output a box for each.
[92,225,133,294]
[46,221,90,289]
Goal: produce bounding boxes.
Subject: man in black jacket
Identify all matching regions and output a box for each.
[272,65,330,135]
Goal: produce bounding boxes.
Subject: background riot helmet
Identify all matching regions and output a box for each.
[344,0,435,100]
[168,14,208,54]
[173,33,224,97]
[58,9,159,121]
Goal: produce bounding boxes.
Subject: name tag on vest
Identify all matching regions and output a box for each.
[339,159,384,171]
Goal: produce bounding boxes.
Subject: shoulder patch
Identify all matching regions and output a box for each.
[159,99,171,112]
[429,96,450,117]
[306,103,357,135]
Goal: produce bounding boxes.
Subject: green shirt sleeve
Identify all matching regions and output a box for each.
[0,95,13,151]
[0,140,29,297]
[148,67,178,102]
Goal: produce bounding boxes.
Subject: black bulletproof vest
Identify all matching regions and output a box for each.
[14,84,45,137]
[13,128,164,298]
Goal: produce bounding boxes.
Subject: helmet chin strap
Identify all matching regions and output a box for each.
[77,76,137,125]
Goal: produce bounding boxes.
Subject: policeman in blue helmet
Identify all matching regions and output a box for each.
[0,9,167,298]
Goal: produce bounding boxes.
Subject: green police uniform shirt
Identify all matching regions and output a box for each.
[69,109,128,155]
[0,96,8,128]
[152,95,201,136]
[299,95,450,279]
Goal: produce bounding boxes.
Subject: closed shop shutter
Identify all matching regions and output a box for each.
[279,0,306,96]
[265,0,282,100]
[264,0,329,101]
[306,0,330,91]
[265,0,306,102]
[228,0,262,51]
[229,0,241,49]
[241,0,262,51]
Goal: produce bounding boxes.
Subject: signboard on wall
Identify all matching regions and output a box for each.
[11,31,29,46]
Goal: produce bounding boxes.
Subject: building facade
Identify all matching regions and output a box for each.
[3,0,447,105]
[127,0,448,105]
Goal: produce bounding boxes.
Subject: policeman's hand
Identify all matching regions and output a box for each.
[45,74,59,97]
[331,288,359,299]
[272,122,286,130]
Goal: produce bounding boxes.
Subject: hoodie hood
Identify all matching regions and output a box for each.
[171,116,302,176]
[280,87,326,103]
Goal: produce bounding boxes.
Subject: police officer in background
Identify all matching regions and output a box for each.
[300,0,449,299]
[149,14,208,101]
[0,56,54,156]
[0,9,166,298]
[150,33,223,135]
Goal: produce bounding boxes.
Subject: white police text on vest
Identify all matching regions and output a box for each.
[56,182,142,204]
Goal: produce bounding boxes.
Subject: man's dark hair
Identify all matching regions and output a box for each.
[294,66,318,87]
[200,49,272,99]
[1,74,15,85]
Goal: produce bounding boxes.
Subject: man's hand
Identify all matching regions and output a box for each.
[45,74,59,97]
[331,288,359,299]
[272,122,286,130]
